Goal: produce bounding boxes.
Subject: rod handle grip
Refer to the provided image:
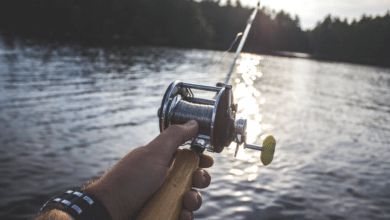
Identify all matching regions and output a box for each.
[136,149,200,220]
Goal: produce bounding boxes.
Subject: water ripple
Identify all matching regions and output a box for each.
[1,36,390,219]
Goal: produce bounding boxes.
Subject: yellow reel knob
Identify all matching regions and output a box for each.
[260,135,276,166]
[244,135,276,166]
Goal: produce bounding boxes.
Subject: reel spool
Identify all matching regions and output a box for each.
[158,81,275,166]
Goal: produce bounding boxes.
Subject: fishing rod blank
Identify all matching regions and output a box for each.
[224,1,260,85]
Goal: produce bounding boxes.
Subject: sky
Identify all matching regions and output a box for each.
[220,0,390,30]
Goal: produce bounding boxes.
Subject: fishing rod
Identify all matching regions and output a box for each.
[137,2,276,219]
[224,1,260,85]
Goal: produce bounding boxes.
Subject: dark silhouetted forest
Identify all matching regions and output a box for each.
[0,0,389,66]
[309,14,390,66]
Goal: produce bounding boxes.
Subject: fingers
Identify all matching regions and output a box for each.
[145,120,199,162]
[183,189,202,211]
[180,157,212,219]
[180,189,202,220]
[179,209,194,220]
[192,168,211,188]
[199,153,214,168]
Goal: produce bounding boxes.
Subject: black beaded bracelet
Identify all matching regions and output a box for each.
[39,188,113,220]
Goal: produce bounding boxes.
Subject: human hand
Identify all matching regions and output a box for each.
[83,120,213,220]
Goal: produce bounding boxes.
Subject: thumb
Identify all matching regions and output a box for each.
[145,120,199,161]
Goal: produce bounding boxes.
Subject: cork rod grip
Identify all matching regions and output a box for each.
[136,149,200,220]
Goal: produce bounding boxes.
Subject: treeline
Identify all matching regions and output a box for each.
[198,1,311,53]
[0,0,389,66]
[309,14,390,65]
[0,0,215,47]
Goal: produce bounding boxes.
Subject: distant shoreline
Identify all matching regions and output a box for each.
[1,31,389,68]
[258,50,390,68]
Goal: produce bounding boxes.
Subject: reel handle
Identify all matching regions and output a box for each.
[233,135,276,166]
[247,135,276,166]
[136,149,200,220]
[234,118,276,166]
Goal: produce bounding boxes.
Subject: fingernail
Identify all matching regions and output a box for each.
[203,171,210,188]
[183,120,197,128]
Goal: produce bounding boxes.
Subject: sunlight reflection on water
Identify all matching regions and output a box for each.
[226,53,271,167]
[224,53,274,184]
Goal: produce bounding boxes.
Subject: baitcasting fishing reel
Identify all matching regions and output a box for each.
[158,81,276,166]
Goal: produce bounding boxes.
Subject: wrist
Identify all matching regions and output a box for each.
[39,187,113,220]
[83,180,134,220]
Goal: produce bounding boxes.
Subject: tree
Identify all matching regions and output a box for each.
[235,0,242,8]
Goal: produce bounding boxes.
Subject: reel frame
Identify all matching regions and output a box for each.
[158,80,235,153]
[158,81,275,165]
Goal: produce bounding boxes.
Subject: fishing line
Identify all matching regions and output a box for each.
[226,32,244,54]
[201,2,260,84]
[204,32,243,76]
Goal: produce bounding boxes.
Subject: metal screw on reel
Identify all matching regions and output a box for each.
[233,119,276,166]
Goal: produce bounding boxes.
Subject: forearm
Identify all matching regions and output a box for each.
[32,209,75,220]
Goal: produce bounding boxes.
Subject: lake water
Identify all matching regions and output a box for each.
[1,34,390,220]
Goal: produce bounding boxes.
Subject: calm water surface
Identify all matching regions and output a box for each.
[1,35,390,220]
